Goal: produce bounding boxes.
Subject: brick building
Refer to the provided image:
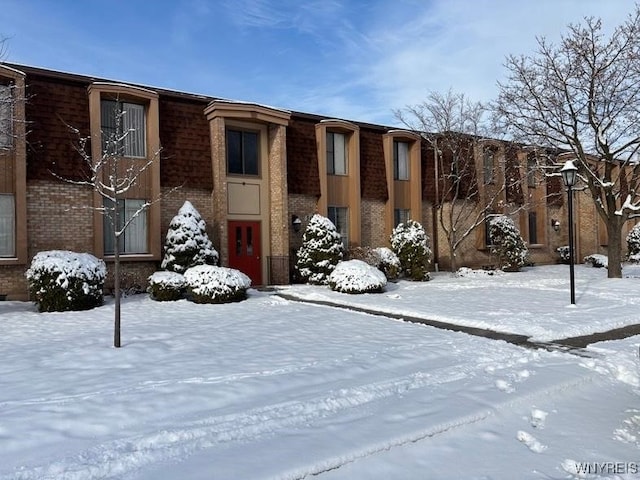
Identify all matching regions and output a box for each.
[0,63,610,299]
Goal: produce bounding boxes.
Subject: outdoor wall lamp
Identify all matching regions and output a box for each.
[551,219,560,232]
[560,160,578,305]
[292,215,302,233]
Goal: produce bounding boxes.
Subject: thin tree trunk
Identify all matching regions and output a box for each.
[607,219,623,278]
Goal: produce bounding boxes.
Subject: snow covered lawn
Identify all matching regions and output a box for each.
[281,263,640,342]
[0,264,639,479]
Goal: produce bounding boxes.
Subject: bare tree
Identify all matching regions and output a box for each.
[58,104,165,347]
[494,7,640,278]
[395,91,526,271]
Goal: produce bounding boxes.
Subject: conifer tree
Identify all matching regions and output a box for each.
[390,220,432,281]
[295,214,344,284]
[161,201,218,273]
[488,215,529,271]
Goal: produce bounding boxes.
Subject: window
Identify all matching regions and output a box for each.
[0,84,12,149]
[483,148,494,184]
[528,211,538,244]
[484,214,497,248]
[328,206,349,248]
[227,129,259,175]
[393,141,410,180]
[527,156,537,187]
[394,208,410,227]
[327,132,347,175]
[103,199,148,254]
[0,194,15,257]
[101,100,146,157]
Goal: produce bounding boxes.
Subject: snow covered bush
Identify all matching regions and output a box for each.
[584,254,608,268]
[556,245,571,264]
[373,247,401,281]
[390,220,432,281]
[455,267,505,278]
[25,250,106,312]
[184,265,251,304]
[328,260,387,294]
[148,271,186,301]
[347,246,400,281]
[161,201,219,273]
[295,214,344,285]
[488,215,529,272]
[626,224,640,263]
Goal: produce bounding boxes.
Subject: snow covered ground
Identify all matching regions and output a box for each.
[1,264,639,479]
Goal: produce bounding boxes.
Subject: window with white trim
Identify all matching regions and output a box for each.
[393,141,409,180]
[103,198,148,254]
[101,100,146,158]
[327,132,347,175]
[328,206,349,248]
[0,84,12,149]
[0,194,15,257]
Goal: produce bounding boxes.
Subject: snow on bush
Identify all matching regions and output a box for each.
[556,245,571,264]
[25,250,106,312]
[626,223,640,262]
[148,271,186,302]
[373,247,401,281]
[295,214,344,285]
[584,254,608,268]
[328,259,387,294]
[455,267,505,278]
[348,246,400,281]
[488,215,529,272]
[390,220,432,281]
[184,265,251,304]
[161,201,219,273]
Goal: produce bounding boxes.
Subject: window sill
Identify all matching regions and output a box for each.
[103,253,158,262]
[0,257,25,266]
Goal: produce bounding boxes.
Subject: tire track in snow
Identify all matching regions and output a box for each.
[0,362,483,480]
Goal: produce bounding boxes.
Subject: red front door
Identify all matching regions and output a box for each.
[228,221,262,286]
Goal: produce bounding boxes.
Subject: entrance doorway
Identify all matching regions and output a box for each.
[228,221,262,285]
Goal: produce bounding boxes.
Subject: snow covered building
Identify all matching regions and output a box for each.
[0,63,593,299]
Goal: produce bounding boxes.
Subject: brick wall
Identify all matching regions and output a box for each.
[361,199,387,248]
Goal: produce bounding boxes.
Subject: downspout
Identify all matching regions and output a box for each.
[432,136,440,271]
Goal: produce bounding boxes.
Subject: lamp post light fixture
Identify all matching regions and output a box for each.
[560,160,578,305]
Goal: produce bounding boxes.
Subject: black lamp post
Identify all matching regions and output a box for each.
[560,160,578,304]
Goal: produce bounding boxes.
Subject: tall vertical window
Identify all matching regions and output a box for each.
[0,84,12,149]
[103,199,148,254]
[0,194,15,257]
[101,100,146,157]
[328,206,349,248]
[393,141,410,180]
[227,129,259,175]
[483,148,495,184]
[327,132,347,175]
[394,208,410,227]
[528,211,538,244]
[527,155,537,187]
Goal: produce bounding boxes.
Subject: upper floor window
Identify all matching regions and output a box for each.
[0,84,12,149]
[527,155,537,187]
[393,141,410,180]
[227,129,259,176]
[0,193,15,257]
[327,131,347,175]
[483,148,495,184]
[101,100,146,158]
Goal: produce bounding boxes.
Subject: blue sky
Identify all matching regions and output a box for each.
[2,0,633,126]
